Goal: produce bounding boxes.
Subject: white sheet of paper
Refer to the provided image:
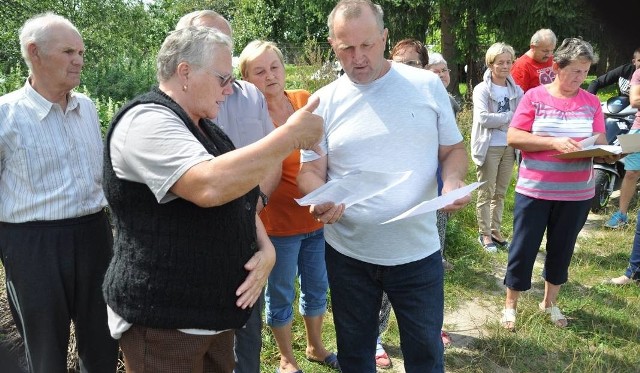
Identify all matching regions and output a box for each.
[579,135,599,148]
[581,145,622,154]
[295,170,412,208]
[617,133,640,153]
[578,135,621,153]
[382,182,484,224]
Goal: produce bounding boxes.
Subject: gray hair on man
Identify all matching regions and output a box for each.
[328,0,384,38]
[156,26,232,82]
[175,10,232,35]
[553,37,599,68]
[530,28,557,46]
[19,12,80,71]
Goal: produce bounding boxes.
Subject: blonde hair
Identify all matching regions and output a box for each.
[238,40,284,79]
[485,42,515,67]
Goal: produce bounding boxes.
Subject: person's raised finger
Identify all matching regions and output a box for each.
[300,95,319,112]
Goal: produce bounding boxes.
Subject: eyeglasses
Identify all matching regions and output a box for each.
[429,68,450,75]
[207,68,235,87]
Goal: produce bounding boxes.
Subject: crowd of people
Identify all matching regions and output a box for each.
[0,0,638,372]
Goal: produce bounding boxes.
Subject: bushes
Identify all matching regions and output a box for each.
[0,64,28,95]
[82,55,157,103]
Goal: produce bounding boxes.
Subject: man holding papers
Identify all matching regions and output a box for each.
[297,1,470,372]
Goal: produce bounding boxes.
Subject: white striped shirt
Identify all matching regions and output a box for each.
[0,80,106,222]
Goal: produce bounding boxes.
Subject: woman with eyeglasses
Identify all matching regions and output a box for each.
[102,27,323,371]
[390,38,429,68]
[471,43,523,253]
[238,40,339,373]
[427,52,461,115]
[501,38,620,331]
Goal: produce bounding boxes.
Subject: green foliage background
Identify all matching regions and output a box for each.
[1,2,638,371]
[1,0,634,103]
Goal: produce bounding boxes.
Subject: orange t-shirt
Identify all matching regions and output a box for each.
[259,90,323,236]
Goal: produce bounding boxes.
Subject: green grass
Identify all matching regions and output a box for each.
[258,96,640,372]
[0,72,637,372]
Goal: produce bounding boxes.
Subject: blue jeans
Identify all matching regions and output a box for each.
[265,229,327,327]
[626,210,640,279]
[233,290,263,373]
[326,244,444,373]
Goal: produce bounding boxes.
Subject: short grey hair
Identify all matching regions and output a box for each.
[328,0,384,39]
[530,28,557,46]
[19,12,80,71]
[175,10,232,35]
[427,52,448,67]
[553,37,598,68]
[485,42,515,67]
[156,26,232,83]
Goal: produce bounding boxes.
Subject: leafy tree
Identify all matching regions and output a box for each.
[231,0,276,55]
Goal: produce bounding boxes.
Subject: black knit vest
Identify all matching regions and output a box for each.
[102,87,258,330]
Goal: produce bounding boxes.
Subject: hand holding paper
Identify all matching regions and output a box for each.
[382,182,483,224]
[553,134,623,159]
[441,178,472,213]
[295,170,412,208]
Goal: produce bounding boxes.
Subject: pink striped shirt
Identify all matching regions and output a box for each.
[510,85,605,201]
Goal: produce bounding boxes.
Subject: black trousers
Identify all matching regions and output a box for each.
[0,210,118,373]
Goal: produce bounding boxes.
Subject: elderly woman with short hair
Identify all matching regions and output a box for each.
[472,43,523,253]
[103,27,322,372]
[501,38,619,330]
[427,52,461,115]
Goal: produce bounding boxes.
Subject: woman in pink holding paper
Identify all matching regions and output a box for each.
[500,38,620,331]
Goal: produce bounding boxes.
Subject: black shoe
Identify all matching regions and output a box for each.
[491,235,509,247]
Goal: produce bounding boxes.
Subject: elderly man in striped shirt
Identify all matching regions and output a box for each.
[0,13,117,373]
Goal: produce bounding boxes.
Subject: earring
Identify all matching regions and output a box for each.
[182,85,188,92]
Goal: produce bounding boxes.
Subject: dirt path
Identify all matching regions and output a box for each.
[377,207,608,373]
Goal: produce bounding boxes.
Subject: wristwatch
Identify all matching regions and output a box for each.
[259,191,269,207]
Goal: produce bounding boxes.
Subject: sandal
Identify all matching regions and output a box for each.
[539,303,568,328]
[307,352,340,371]
[375,342,392,369]
[500,308,516,331]
[478,234,498,253]
[441,330,452,347]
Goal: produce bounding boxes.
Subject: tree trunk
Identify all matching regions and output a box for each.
[464,6,482,101]
[440,4,458,96]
